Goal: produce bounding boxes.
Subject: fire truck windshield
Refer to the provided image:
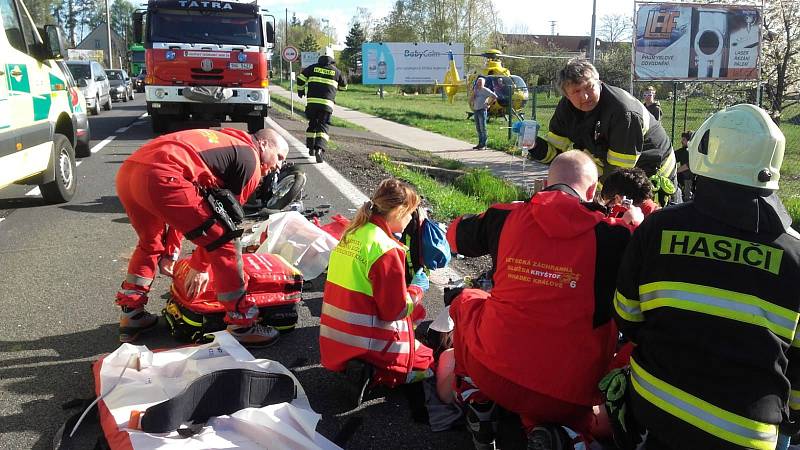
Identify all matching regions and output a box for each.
[149,9,262,46]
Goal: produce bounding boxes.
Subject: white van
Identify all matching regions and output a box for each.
[0,0,79,203]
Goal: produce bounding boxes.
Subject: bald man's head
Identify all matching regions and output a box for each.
[252,128,288,174]
[546,150,599,201]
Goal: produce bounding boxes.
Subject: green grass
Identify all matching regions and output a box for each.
[370,153,487,220]
[453,169,529,204]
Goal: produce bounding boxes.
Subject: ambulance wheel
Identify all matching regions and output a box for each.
[246,116,265,133]
[40,134,77,203]
[264,165,306,210]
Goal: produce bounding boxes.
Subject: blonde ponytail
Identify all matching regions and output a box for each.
[341,179,420,242]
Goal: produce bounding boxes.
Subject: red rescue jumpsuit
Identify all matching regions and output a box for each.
[115,128,262,325]
[447,186,632,433]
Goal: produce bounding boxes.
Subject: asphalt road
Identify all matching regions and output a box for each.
[0,98,470,449]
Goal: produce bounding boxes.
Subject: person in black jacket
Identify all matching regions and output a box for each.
[296,48,347,163]
[642,85,662,121]
[529,59,680,205]
[613,104,800,450]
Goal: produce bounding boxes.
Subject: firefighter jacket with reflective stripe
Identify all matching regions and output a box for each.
[320,215,424,375]
[297,56,347,112]
[447,185,633,405]
[533,83,674,180]
[126,128,262,271]
[614,177,800,449]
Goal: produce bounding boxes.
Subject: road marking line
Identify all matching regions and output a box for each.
[265,117,368,208]
[91,135,116,154]
[0,218,4,224]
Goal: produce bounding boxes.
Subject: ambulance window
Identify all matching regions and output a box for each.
[16,0,36,51]
[0,0,26,53]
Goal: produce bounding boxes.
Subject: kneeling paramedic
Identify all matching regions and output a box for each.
[447,151,637,449]
[115,128,288,345]
[613,104,800,450]
[319,179,434,406]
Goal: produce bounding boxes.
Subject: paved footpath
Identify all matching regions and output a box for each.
[270,85,549,191]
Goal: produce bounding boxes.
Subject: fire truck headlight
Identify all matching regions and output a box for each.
[155,88,166,98]
[237,52,247,63]
[165,50,177,61]
[249,91,261,102]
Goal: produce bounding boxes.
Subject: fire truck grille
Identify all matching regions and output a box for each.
[191,68,224,74]
[191,74,225,80]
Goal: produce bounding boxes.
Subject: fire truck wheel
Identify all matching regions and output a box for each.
[247,116,265,133]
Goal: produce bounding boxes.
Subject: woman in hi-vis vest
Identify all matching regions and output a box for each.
[319,179,434,405]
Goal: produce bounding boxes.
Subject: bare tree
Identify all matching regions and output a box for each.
[598,13,633,44]
[762,0,800,124]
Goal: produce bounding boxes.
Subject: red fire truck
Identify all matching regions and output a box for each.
[132,0,275,133]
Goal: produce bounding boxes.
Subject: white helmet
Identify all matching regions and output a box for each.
[690,103,785,190]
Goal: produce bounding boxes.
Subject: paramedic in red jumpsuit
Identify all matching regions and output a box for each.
[115,128,288,346]
[447,151,637,448]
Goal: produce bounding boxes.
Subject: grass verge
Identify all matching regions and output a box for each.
[370,152,527,220]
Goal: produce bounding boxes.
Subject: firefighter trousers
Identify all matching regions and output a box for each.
[115,161,257,325]
[305,104,331,152]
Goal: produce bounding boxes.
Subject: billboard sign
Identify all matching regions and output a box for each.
[301,52,319,68]
[361,42,464,85]
[67,49,104,63]
[634,2,760,80]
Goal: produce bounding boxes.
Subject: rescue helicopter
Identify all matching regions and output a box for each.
[436,49,573,121]
[436,49,529,121]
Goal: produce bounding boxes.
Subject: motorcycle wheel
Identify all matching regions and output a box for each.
[264,165,307,210]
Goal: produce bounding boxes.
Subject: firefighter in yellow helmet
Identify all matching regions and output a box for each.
[613,103,800,450]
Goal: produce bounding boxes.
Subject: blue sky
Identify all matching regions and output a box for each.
[259,0,634,46]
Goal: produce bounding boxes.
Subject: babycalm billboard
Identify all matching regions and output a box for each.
[361,42,464,85]
[634,2,760,80]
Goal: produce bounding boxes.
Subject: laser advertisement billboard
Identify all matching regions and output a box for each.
[634,2,761,80]
[361,42,464,85]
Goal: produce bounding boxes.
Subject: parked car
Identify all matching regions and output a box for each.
[106,69,134,102]
[56,60,91,157]
[134,68,147,93]
[66,60,111,115]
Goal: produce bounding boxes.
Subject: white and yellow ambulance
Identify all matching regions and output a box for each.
[0,0,80,203]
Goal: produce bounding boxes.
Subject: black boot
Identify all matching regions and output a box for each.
[466,401,498,450]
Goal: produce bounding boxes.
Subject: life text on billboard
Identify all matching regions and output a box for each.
[361,42,464,85]
[634,2,761,81]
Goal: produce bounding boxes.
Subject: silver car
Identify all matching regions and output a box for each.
[66,60,112,115]
[56,60,91,157]
[106,69,134,102]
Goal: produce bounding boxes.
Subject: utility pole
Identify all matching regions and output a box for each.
[106,0,113,68]
[588,0,596,63]
[549,20,557,36]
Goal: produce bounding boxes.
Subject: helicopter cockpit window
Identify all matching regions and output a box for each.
[510,75,528,92]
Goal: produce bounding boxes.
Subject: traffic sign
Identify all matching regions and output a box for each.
[282,46,299,62]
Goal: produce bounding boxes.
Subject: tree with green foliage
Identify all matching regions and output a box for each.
[341,22,365,78]
[299,34,318,52]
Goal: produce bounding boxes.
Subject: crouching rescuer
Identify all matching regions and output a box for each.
[319,179,434,406]
[613,104,800,450]
[115,128,288,345]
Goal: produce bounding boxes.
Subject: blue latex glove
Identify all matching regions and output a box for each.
[410,269,429,292]
[776,434,790,450]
